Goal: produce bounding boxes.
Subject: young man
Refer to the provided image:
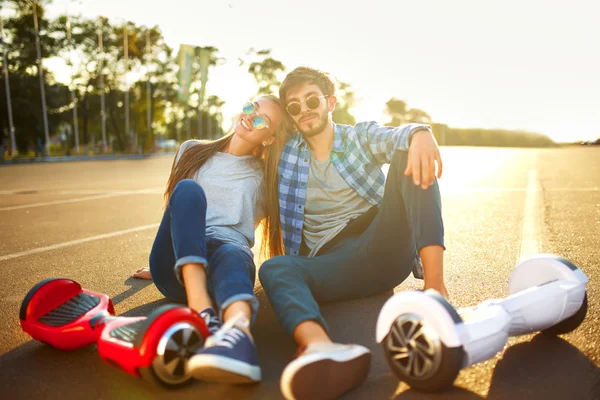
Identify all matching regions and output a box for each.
[258,66,447,400]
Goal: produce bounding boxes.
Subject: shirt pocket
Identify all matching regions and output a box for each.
[278,171,295,193]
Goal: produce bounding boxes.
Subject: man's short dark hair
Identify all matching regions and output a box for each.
[279,66,336,104]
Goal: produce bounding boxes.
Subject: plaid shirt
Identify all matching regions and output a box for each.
[278,121,432,256]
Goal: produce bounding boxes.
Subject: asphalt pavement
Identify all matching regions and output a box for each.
[0,146,598,400]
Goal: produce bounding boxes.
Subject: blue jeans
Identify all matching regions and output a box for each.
[149,179,259,320]
[259,151,445,335]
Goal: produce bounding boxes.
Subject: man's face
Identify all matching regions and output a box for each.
[285,83,335,138]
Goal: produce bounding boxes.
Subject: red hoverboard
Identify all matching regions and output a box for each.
[19,277,211,387]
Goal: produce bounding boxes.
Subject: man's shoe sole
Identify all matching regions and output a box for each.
[280,346,371,400]
[188,354,261,384]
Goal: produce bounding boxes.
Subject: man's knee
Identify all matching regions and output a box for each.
[258,256,294,288]
[389,150,440,194]
[390,149,409,169]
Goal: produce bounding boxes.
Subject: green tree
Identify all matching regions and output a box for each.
[51,15,174,153]
[441,127,555,147]
[184,46,222,106]
[406,108,431,124]
[0,73,69,153]
[1,0,69,154]
[5,0,55,74]
[385,97,432,126]
[332,81,357,125]
[172,45,224,141]
[384,97,409,126]
[205,94,225,139]
[188,109,224,141]
[243,48,285,95]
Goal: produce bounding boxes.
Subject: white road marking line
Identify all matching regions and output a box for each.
[518,169,543,262]
[0,189,160,195]
[547,187,600,191]
[0,223,159,262]
[52,189,163,195]
[440,187,599,193]
[0,188,163,211]
[0,191,26,194]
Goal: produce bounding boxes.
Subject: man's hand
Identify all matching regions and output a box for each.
[404,129,443,190]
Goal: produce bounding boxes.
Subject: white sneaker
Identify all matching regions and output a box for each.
[280,342,371,400]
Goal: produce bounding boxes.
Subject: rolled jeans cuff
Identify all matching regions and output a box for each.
[174,255,208,286]
[220,294,259,325]
[285,313,329,337]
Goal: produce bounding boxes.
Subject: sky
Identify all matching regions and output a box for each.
[39,0,600,142]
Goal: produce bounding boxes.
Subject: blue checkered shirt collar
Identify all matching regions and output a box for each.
[288,123,345,152]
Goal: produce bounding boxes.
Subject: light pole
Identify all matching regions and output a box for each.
[123,22,131,150]
[33,1,50,155]
[97,20,107,152]
[0,9,16,155]
[65,11,79,154]
[145,30,152,151]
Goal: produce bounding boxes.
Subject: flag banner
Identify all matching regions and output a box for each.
[197,47,212,106]
[177,44,195,103]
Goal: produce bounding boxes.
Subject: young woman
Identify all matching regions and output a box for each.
[134,95,291,384]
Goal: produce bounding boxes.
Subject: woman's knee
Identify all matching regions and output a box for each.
[211,243,255,276]
[171,179,207,207]
[212,243,253,264]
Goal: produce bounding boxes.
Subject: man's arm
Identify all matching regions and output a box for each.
[358,122,443,190]
[404,130,443,190]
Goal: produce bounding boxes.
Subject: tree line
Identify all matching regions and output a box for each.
[385,98,555,147]
[0,0,554,157]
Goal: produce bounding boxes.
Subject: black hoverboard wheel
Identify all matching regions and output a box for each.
[382,291,465,392]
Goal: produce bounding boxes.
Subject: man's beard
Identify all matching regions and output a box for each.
[297,111,329,138]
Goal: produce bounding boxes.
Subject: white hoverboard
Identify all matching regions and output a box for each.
[375,254,589,392]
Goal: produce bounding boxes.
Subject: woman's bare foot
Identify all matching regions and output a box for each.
[132,267,152,280]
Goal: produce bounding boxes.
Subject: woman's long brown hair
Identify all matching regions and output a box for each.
[163,95,292,259]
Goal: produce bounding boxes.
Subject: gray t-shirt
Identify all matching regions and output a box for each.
[175,140,264,251]
[302,154,373,257]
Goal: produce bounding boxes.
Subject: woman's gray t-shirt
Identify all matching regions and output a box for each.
[175,140,264,252]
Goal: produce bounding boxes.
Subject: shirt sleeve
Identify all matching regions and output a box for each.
[174,139,200,167]
[356,122,432,164]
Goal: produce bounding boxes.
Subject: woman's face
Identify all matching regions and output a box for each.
[234,97,283,147]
